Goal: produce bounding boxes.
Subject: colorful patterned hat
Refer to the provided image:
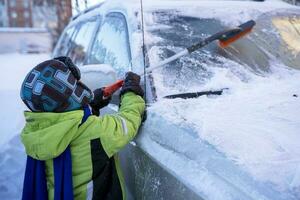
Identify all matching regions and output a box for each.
[20,57,93,112]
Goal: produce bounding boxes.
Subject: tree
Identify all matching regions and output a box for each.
[55,0,72,36]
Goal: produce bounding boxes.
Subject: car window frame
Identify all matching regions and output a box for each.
[83,15,102,65]
[87,11,133,75]
[52,24,78,57]
[110,11,133,106]
[65,16,101,66]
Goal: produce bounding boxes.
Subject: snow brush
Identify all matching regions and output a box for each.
[103,20,256,98]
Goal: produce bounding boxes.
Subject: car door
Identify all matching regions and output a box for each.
[86,12,132,112]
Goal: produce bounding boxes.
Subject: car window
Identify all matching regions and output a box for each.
[53,25,77,57]
[147,11,300,98]
[87,12,132,78]
[68,19,98,66]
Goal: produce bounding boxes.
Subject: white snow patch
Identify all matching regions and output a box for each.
[0,53,49,144]
[0,53,49,199]
[0,27,48,33]
[150,60,300,193]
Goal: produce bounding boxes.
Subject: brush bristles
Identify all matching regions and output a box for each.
[218,28,253,48]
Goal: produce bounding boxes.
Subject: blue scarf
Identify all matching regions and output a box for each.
[22,106,91,200]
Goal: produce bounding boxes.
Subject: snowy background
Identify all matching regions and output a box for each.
[0,53,49,199]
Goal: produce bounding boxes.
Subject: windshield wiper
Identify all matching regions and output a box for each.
[164,89,226,99]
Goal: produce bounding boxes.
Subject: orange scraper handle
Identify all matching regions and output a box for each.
[103,80,124,98]
[218,20,256,48]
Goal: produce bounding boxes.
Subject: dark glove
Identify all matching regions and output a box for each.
[89,88,111,116]
[120,72,144,97]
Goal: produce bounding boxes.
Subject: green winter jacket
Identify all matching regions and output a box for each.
[21,92,145,200]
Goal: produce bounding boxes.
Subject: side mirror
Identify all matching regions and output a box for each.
[79,64,117,91]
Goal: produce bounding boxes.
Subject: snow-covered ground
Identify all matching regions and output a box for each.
[0,53,49,199]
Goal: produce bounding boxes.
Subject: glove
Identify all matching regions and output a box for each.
[89,88,111,116]
[120,72,144,97]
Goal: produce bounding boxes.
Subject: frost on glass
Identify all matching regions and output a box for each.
[68,20,98,66]
[54,26,76,57]
[147,13,264,96]
[147,11,300,97]
[88,13,131,78]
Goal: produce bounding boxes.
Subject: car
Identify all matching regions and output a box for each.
[52,0,300,199]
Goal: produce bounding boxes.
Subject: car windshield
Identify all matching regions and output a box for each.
[145,8,300,199]
[146,10,300,97]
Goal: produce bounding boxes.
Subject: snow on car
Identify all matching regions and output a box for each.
[142,1,300,199]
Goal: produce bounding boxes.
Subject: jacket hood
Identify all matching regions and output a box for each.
[21,110,84,160]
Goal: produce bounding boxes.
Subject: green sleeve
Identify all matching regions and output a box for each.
[97,92,145,157]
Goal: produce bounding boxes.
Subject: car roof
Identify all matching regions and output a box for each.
[71,0,298,27]
[143,0,299,26]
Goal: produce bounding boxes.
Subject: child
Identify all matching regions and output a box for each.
[20,57,145,200]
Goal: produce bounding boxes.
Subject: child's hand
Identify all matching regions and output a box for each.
[120,72,144,97]
[89,88,111,116]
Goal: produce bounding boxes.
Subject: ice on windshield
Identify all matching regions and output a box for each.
[145,10,300,198]
[146,11,300,97]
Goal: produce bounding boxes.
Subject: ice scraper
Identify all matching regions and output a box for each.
[103,20,256,98]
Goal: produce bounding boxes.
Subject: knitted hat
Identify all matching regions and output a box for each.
[20,57,93,112]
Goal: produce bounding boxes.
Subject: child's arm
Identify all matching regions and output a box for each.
[91,72,145,157]
[96,91,145,157]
